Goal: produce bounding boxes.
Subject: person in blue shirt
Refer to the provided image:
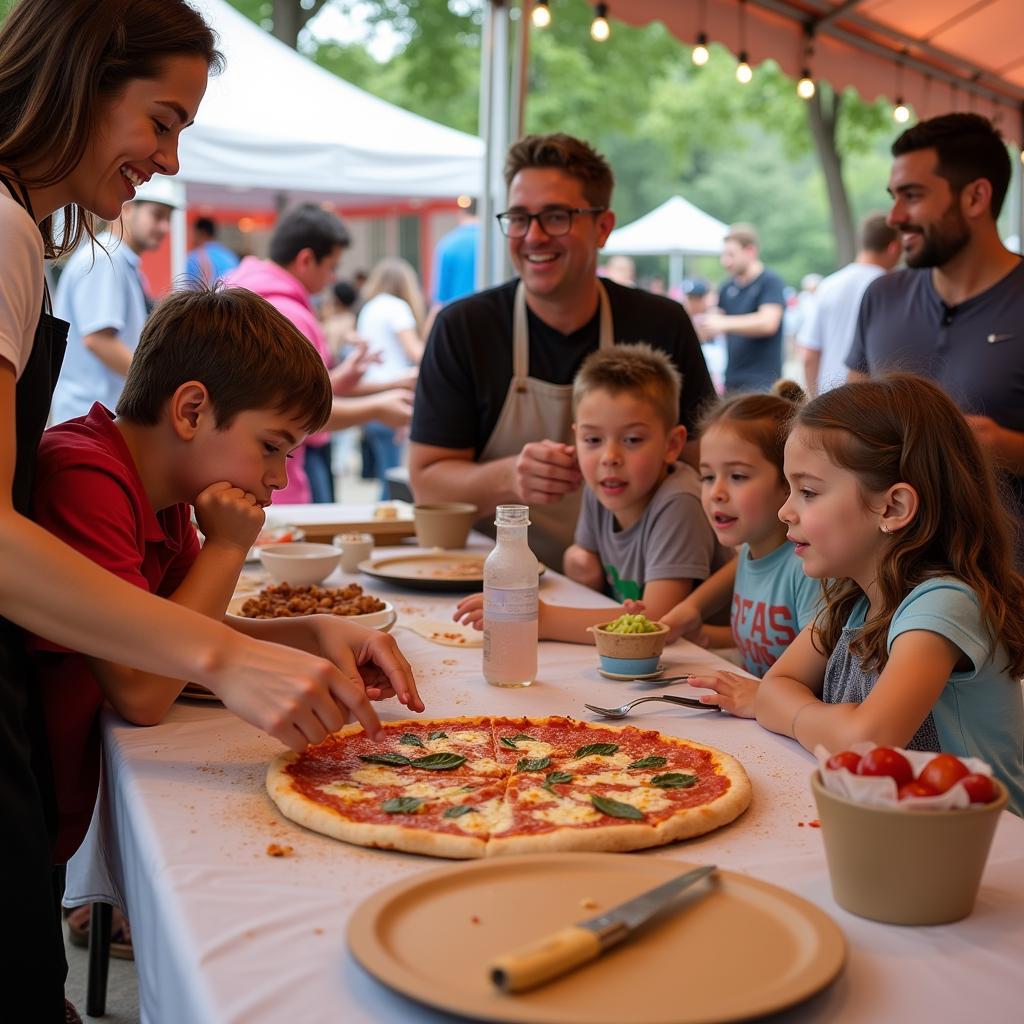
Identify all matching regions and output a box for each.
[694,374,1024,814]
[661,382,820,677]
[185,216,239,287]
[431,199,479,306]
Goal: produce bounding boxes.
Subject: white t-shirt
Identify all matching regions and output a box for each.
[356,292,418,385]
[799,261,885,393]
[0,186,45,380]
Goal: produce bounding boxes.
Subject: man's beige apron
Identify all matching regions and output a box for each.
[478,281,613,569]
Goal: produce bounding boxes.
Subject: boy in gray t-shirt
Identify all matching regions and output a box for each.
[456,344,730,644]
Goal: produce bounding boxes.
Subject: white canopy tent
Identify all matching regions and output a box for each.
[603,195,729,289]
[164,0,485,275]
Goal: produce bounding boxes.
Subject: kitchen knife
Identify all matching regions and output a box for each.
[489,864,717,992]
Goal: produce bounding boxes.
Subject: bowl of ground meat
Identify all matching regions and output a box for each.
[233,582,394,631]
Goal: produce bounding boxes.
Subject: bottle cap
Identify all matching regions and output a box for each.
[495,504,530,527]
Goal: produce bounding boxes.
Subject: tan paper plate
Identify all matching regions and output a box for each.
[348,852,845,1024]
[358,551,545,592]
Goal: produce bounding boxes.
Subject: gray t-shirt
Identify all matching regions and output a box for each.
[574,463,730,602]
[846,262,1024,518]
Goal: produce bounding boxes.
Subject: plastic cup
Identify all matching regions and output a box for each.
[333,532,374,573]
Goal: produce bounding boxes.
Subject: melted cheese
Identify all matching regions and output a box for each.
[506,740,554,759]
[351,766,406,787]
[570,752,634,770]
[319,782,373,802]
[452,797,503,835]
[402,780,475,800]
[534,802,601,826]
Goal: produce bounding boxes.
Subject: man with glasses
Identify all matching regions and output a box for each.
[410,133,713,568]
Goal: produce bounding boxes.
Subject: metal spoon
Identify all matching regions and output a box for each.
[584,695,721,719]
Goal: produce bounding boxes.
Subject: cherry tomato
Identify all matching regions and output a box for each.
[826,750,862,773]
[919,754,970,794]
[898,780,938,800]
[857,747,913,787]
[959,773,998,804]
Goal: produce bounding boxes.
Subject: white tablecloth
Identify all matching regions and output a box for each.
[66,564,1024,1024]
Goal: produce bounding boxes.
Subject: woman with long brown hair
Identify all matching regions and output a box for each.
[0,4,414,1017]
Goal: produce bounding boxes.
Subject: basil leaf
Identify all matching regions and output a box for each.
[650,772,698,789]
[541,770,573,796]
[359,753,411,767]
[574,742,620,759]
[410,752,466,771]
[382,796,423,814]
[500,736,520,750]
[514,756,551,773]
[511,733,535,742]
[443,804,477,819]
[590,794,645,820]
[627,756,668,770]
[427,730,449,740]
[399,733,425,748]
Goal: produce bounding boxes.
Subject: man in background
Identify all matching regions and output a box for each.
[799,213,899,395]
[51,178,179,424]
[696,223,785,392]
[847,112,1024,549]
[185,216,239,287]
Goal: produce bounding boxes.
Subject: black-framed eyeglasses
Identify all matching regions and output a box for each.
[495,206,606,239]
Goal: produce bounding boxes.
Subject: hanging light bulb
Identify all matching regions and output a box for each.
[590,3,610,42]
[797,70,815,100]
[893,98,910,123]
[531,0,551,29]
[736,51,753,85]
[692,32,710,66]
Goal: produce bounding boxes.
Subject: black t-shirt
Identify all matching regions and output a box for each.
[411,278,715,455]
[717,268,786,392]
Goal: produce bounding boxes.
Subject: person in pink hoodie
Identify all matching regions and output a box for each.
[227,204,413,502]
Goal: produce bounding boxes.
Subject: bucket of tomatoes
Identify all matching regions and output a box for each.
[810,745,1007,925]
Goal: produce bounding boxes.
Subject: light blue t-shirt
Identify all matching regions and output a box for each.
[52,234,148,424]
[732,541,821,677]
[432,222,479,305]
[823,577,1024,815]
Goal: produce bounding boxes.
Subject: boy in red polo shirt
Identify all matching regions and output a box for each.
[30,287,422,873]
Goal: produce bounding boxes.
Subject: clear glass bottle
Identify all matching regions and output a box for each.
[483,504,538,687]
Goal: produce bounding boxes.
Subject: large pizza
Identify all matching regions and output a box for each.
[266,716,751,858]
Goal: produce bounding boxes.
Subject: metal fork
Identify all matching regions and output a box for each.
[584,695,722,719]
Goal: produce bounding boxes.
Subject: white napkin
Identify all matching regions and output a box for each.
[815,742,992,811]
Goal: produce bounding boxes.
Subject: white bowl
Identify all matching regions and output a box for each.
[258,542,341,585]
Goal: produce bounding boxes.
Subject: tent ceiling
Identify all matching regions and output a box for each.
[603,196,728,256]
[614,0,1024,143]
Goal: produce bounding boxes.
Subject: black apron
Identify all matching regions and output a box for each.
[0,172,70,1020]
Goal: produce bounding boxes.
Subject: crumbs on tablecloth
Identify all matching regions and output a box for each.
[266,843,294,857]
[470,915,481,925]
[580,897,598,909]
[442,659,457,666]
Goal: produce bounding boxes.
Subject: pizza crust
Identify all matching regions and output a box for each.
[266,717,751,859]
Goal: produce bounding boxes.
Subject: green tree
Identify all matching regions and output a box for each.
[226,0,900,280]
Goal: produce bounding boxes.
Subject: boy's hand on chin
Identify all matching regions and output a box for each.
[194,481,265,553]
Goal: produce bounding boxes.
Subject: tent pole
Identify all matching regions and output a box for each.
[669,252,684,292]
[489,3,511,286]
[511,0,531,141]
[476,2,495,292]
[170,201,187,288]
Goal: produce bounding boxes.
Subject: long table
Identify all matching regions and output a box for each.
[66,563,1024,1023]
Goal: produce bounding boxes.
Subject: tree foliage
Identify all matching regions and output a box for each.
[227,0,902,282]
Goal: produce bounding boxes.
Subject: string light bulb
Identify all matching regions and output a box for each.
[692,32,710,66]
[893,99,910,123]
[736,52,753,85]
[797,71,815,100]
[531,0,551,29]
[590,3,610,42]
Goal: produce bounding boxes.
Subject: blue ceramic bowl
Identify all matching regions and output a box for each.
[599,654,660,677]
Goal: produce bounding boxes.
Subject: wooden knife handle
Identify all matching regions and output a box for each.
[489,925,602,992]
